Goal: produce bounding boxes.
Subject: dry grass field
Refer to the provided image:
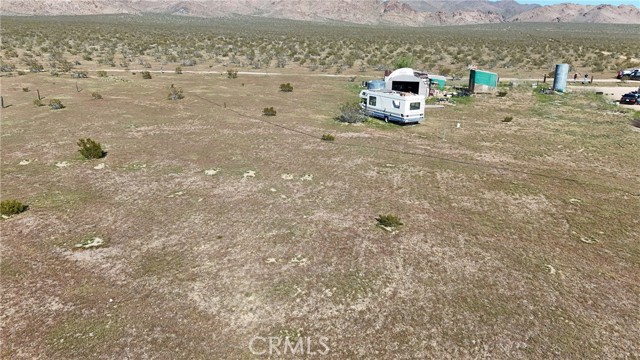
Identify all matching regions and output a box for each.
[1,61,639,359]
[2,13,640,360]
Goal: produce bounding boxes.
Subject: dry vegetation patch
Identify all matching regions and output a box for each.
[1,20,639,358]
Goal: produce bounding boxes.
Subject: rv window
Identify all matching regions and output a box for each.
[369,96,376,106]
[410,102,421,110]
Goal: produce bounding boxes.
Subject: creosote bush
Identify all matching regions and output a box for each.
[503,116,513,122]
[497,90,508,97]
[22,87,29,92]
[167,84,184,100]
[263,107,277,116]
[49,99,65,110]
[175,66,183,74]
[227,69,238,79]
[1,200,27,216]
[279,83,293,92]
[321,134,335,141]
[91,92,103,99]
[376,214,403,228]
[393,56,414,70]
[141,71,152,79]
[337,102,366,123]
[97,70,108,77]
[77,138,105,159]
[33,99,44,107]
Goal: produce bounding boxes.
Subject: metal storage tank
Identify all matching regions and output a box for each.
[384,68,427,96]
[553,63,570,92]
[367,80,385,90]
[469,70,498,93]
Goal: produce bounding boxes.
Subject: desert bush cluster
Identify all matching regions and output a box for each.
[167,84,184,100]
[0,15,637,78]
[0,199,27,216]
[279,83,293,92]
[262,107,277,116]
[336,102,366,123]
[77,138,104,159]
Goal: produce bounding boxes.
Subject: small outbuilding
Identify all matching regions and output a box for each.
[428,75,447,90]
[468,69,499,93]
[384,68,428,96]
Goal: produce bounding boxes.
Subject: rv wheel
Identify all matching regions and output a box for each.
[384,115,389,123]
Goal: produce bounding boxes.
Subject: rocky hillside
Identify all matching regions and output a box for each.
[1,0,639,25]
[404,0,540,18]
[510,4,640,24]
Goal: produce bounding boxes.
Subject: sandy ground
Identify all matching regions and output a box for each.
[568,85,640,108]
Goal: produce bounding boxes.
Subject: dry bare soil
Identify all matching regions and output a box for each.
[1,70,639,359]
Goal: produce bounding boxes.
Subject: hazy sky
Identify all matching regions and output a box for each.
[522,0,639,5]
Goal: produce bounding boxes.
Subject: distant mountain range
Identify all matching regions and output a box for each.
[1,0,639,25]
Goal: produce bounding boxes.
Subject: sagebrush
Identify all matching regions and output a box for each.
[337,102,366,123]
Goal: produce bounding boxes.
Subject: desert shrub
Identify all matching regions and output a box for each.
[182,59,196,66]
[263,107,277,116]
[77,138,104,159]
[82,54,92,61]
[503,116,513,122]
[91,92,103,99]
[22,87,29,92]
[393,56,414,69]
[279,83,293,92]
[33,99,44,107]
[336,102,366,123]
[376,214,403,228]
[57,60,74,73]
[0,63,16,72]
[321,134,335,141]
[25,59,43,72]
[497,90,508,97]
[71,71,88,78]
[4,49,18,58]
[49,99,65,110]
[1,200,27,216]
[167,84,184,100]
[227,69,238,79]
[175,66,183,74]
[141,71,152,79]
[17,71,26,76]
[97,70,108,77]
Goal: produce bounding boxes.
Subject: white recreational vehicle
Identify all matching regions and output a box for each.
[359,90,425,124]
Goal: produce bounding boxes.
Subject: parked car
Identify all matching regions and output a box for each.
[618,68,640,80]
[629,70,640,81]
[619,92,640,105]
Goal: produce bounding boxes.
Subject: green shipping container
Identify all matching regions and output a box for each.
[469,70,498,93]
[429,75,447,90]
